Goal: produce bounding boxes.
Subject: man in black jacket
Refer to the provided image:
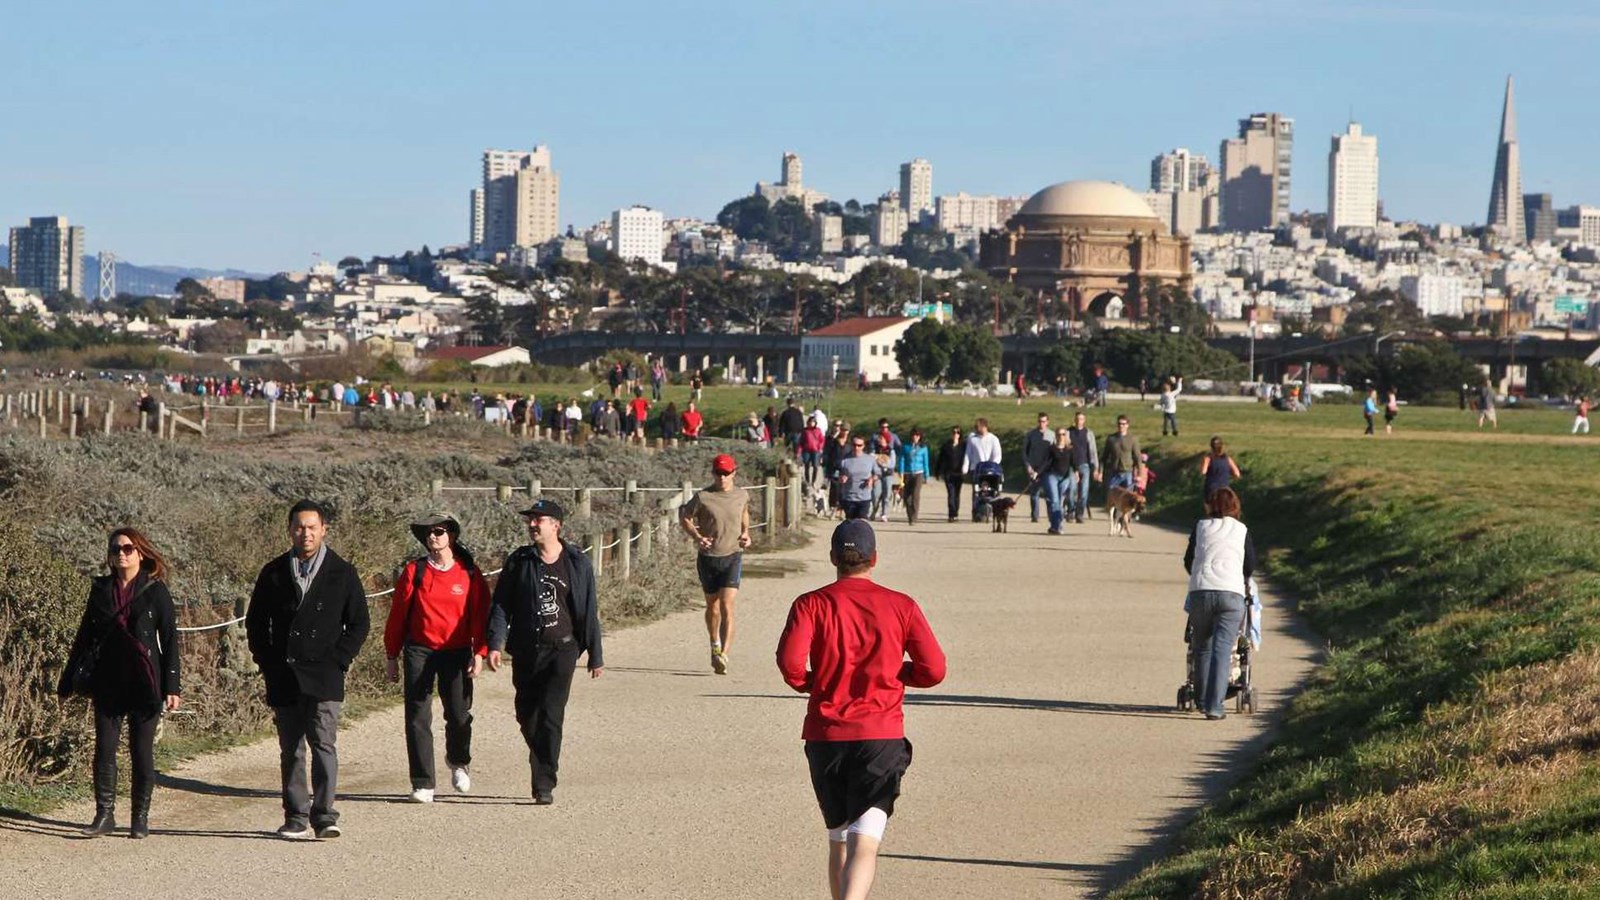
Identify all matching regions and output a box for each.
[778,396,806,451]
[486,498,604,805]
[246,499,370,841]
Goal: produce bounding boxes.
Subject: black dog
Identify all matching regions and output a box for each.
[988,497,1016,533]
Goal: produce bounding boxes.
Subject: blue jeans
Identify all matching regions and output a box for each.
[1187,590,1246,717]
[1071,464,1093,518]
[1042,472,1067,530]
[1106,471,1134,494]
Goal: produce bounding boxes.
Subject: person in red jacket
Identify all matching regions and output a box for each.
[384,512,491,804]
[681,400,704,442]
[776,520,946,900]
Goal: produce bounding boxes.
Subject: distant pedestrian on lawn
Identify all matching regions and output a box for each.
[1477,380,1498,430]
[1384,389,1400,435]
[777,520,946,900]
[1159,376,1183,436]
[1573,396,1590,435]
[680,400,704,442]
[246,499,371,840]
[837,433,879,521]
[1363,389,1378,435]
[384,512,490,804]
[60,527,181,839]
[679,454,752,675]
[486,499,604,805]
[1183,487,1255,720]
[1199,437,1241,505]
[935,425,967,523]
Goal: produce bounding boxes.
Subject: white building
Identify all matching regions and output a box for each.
[1557,205,1600,246]
[469,188,485,247]
[1400,274,1466,317]
[612,206,666,265]
[798,316,916,383]
[899,158,933,222]
[756,151,828,209]
[813,213,843,254]
[1150,148,1211,193]
[872,193,909,247]
[1328,122,1380,234]
[935,193,1001,232]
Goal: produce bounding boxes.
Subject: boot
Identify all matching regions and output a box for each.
[129,781,152,839]
[82,764,117,837]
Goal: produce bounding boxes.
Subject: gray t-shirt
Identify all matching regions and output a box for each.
[837,454,878,503]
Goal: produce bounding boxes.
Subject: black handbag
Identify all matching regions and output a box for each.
[59,635,104,698]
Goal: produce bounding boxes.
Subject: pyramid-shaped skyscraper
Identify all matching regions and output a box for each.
[1485,76,1524,243]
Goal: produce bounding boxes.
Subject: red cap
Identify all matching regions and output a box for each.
[712,453,737,475]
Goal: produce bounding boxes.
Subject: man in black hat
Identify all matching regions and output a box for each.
[486,498,604,805]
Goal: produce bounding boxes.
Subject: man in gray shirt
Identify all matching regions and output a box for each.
[835,435,878,520]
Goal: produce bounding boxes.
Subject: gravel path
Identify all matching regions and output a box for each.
[0,516,1318,899]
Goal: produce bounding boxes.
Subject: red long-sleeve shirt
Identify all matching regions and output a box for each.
[776,577,946,741]
[384,559,491,658]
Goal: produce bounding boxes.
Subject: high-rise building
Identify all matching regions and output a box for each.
[7,216,85,298]
[872,192,909,247]
[470,188,485,248]
[612,206,665,265]
[1220,113,1294,232]
[1523,193,1555,243]
[480,146,559,253]
[1150,148,1211,193]
[899,158,933,222]
[1327,122,1379,234]
[1485,76,1525,243]
[813,213,844,254]
[1556,205,1600,246]
[934,193,1001,232]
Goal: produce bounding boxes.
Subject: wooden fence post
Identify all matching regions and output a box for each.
[638,513,652,561]
[578,488,592,519]
[618,522,632,580]
[104,401,114,436]
[625,478,638,506]
[68,409,78,439]
[430,478,444,498]
[496,484,513,504]
[528,478,541,500]
[236,406,245,435]
[268,400,277,433]
[588,533,604,579]
[764,477,778,538]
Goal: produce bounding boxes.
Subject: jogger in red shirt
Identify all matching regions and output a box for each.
[777,520,946,900]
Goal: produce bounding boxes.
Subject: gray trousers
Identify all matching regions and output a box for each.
[273,697,342,828]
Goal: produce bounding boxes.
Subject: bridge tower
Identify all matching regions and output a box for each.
[97,251,117,302]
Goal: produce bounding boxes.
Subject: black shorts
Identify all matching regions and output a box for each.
[696,552,743,594]
[805,738,913,829]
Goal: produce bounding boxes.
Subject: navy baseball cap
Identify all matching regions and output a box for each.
[518,498,566,521]
[831,519,876,558]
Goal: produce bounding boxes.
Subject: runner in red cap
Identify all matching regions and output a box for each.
[679,454,751,674]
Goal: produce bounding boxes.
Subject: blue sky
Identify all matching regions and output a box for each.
[3,0,1598,273]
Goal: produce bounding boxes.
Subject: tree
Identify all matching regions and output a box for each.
[1536,358,1600,398]
[337,256,364,269]
[1084,330,1244,388]
[716,195,775,242]
[1026,341,1085,389]
[465,294,506,344]
[770,197,812,259]
[190,319,248,354]
[1142,278,1211,335]
[1383,341,1482,401]
[946,325,1002,384]
[1341,288,1427,336]
[893,319,957,381]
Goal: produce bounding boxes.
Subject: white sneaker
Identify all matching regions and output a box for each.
[450,767,471,793]
[409,787,434,803]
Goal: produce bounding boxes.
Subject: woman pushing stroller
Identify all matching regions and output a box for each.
[1182,487,1255,720]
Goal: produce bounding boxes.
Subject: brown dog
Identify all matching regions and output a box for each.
[1105,487,1146,538]
[988,497,1016,533]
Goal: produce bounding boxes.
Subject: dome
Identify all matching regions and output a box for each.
[1017,180,1158,220]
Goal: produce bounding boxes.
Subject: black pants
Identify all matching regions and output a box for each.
[901,474,923,524]
[1163,412,1178,435]
[944,477,962,520]
[93,699,159,810]
[511,641,581,793]
[403,645,474,790]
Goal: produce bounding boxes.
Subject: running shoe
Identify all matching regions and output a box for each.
[712,650,728,675]
[410,787,435,803]
[451,767,471,794]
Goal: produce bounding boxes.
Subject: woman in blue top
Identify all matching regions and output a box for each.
[896,427,932,526]
[1199,436,1241,506]
[1363,389,1379,435]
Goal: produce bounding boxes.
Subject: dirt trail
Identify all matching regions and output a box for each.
[0,515,1318,899]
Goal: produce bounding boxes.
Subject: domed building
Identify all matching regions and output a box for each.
[980,180,1191,321]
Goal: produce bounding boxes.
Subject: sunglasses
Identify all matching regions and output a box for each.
[110,543,138,556]
[427,527,451,537]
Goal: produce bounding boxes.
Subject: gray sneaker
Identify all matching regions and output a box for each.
[277,821,314,840]
[315,823,342,839]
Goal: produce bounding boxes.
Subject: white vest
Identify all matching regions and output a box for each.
[1188,516,1248,596]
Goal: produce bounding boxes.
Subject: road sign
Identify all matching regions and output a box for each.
[1554,296,1589,315]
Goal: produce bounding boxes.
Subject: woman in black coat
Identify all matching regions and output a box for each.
[59,528,181,839]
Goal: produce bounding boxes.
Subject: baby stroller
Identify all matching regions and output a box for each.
[972,461,1004,522]
[1176,581,1261,714]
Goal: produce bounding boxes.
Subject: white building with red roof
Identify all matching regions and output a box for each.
[799,316,915,384]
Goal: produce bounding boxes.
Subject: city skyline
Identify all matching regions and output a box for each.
[4,1,1600,272]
